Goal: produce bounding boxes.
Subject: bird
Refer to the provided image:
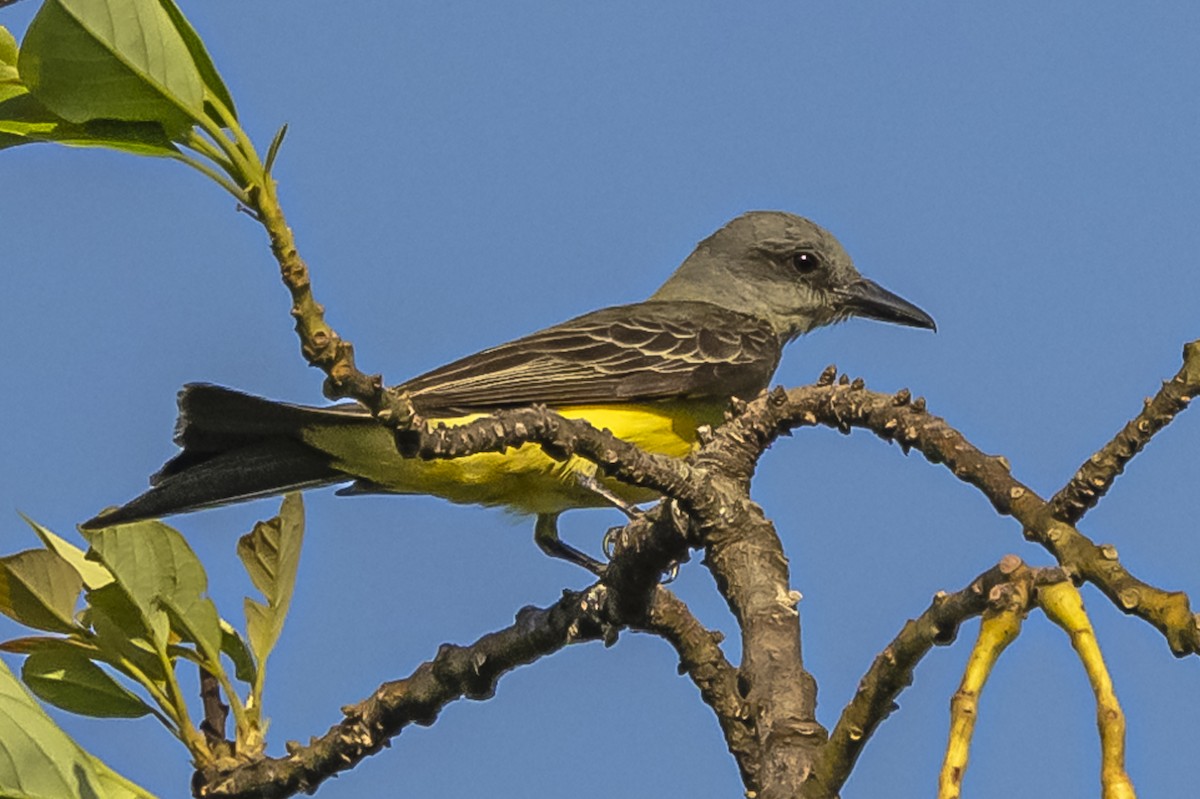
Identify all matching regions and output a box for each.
[82,211,935,569]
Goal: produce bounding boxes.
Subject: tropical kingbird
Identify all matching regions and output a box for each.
[83,211,935,567]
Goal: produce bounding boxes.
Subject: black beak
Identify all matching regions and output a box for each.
[836,279,936,331]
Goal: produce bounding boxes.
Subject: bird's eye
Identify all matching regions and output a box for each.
[791,251,822,273]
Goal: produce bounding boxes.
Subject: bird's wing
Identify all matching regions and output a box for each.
[398,301,782,415]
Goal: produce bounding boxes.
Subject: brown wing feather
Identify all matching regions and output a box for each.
[397,300,782,415]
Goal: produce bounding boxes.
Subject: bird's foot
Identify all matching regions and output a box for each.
[601,524,680,584]
[535,513,605,575]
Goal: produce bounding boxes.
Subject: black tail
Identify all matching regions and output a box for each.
[81,384,360,529]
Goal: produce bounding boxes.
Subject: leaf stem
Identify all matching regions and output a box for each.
[189,89,264,193]
[171,150,250,204]
[156,644,212,761]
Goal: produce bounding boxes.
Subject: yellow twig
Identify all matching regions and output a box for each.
[1039,581,1136,799]
[938,602,1024,799]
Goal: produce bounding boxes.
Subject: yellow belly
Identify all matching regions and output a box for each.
[300,401,722,515]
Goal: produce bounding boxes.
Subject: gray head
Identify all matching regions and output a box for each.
[651,211,935,341]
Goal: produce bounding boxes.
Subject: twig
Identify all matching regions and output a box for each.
[1038,580,1137,799]
[937,570,1031,799]
[246,180,415,425]
[635,588,758,787]
[198,668,230,755]
[1051,340,1200,524]
[807,557,1030,797]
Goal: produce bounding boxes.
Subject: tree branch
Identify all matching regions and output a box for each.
[246,181,416,426]
[806,557,1032,797]
[195,500,742,798]
[194,585,616,797]
[714,370,1199,657]
[1050,340,1200,524]
[635,588,759,787]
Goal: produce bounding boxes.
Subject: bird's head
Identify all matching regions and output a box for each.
[651,211,936,341]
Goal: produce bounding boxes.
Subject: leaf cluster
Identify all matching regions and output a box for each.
[1,0,283,204]
[0,496,304,796]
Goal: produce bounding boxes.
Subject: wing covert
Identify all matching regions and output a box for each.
[398,300,782,415]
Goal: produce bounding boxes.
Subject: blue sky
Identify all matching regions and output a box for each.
[2,3,1199,797]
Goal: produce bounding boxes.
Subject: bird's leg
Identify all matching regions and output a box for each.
[576,473,661,566]
[576,473,641,520]
[535,512,604,575]
[576,473,649,562]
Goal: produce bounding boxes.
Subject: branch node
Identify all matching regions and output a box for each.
[998,554,1023,575]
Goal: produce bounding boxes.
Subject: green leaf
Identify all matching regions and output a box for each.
[22,649,153,719]
[83,521,222,664]
[0,19,181,156]
[0,658,156,798]
[162,593,222,666]
[21,514,113,590]
[77,117,180,155]
[0,549,82,634]
[0,82,25,104]
[220,619,257,685]
[0,84,180,155]
[19,0,205,134]
[82,522,201,617]
[86,583,168,685]
[0,27,17,85]
[0,27,17,67]
[264,122,288,174]
[156,0,236,122]
[0,635,100,657]
[239,494,304,671]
